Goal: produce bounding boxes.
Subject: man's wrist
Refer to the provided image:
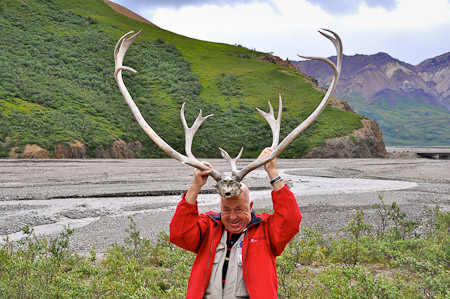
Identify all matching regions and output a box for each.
[272,180,285,191]
[270,175,283,186]
[185,182,203,204]
[190,182,203,191]
[267,170,279,180]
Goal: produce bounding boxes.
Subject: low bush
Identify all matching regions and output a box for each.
[1,200,449,298]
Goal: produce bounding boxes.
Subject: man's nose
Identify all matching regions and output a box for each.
[229,211,238,219]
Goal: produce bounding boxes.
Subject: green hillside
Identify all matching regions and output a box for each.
[343,92,450,146]
[0,0,363,158]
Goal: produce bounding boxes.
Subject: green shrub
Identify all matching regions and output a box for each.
[1,200,449,298]
[329,207,373,266]
[0,226,88,298]
[314,264,407,299]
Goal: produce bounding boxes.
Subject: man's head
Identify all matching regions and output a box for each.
[220,183,253,233]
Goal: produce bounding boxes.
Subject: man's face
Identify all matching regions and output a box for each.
[221,186,253,233]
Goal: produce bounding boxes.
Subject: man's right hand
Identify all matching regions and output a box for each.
[186,162,212,204]
[192,162,212,188]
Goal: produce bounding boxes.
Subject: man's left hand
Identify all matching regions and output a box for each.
[257,148,278,180]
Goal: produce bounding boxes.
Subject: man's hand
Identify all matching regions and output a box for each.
[257,147,284,190]
[186,162,212,204]
[192,162,212,188]
[257,148,278,179]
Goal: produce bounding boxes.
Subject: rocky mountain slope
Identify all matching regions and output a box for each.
[293,52,450,146]
[416,52,450,110]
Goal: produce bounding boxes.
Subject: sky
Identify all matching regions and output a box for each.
[111,0,450,65]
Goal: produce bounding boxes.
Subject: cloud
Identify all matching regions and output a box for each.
[113,0,277,12]
[303,0,397,15]
[114,0,450,65]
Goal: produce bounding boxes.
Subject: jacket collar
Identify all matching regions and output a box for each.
[247,210,262,227]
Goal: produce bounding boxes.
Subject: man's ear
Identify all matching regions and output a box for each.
[250,201,254,211]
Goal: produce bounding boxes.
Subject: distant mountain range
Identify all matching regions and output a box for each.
[293,52,450,146]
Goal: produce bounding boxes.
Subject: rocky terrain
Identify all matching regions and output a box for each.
[1,155,449,254]
[304,118,386,158]
[416,52,450,110]
[293,52,450,145]
[5,138,143,159]
[293,52,450,110]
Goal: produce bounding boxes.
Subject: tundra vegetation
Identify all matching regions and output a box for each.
[1,197,450,298]
[0,0,363,158]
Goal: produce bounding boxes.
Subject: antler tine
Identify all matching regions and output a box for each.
[297,29,342,79]
[219,147,244,177]
[114,30,223,181]
[319,28,343,69]
[114,30,141,78]
[255,94,283,148]
[234,29,343,181]
[220,93,282,178]
[181,102,214,160]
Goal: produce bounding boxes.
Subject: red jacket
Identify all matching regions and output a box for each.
[169,185,302,299]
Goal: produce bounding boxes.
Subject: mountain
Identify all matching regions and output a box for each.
[416,52,450,110]
[0,0,385,159]
[293,52,450,146]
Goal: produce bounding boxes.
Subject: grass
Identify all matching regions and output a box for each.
[1,198,449,298]
[342,92,450,146]
[0,0,364,158]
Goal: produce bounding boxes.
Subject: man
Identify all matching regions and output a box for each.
[170,148,302,298]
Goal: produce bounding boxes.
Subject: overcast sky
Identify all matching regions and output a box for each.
[111,0,450,65]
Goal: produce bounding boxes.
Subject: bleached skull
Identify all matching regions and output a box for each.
[215,176,242,198]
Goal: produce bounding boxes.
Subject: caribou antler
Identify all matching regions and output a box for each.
[180,103,214,160]
[233,28,343,181]
[114,28,342,198]
[114,30,223,182]
[219,94,281,177]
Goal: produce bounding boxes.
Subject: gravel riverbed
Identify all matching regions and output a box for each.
[1,156,449,254]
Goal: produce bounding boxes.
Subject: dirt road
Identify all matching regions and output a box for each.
[1,157,449,253]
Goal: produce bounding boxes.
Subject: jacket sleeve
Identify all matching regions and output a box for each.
[267,185,302,256]
[169,195,211,253]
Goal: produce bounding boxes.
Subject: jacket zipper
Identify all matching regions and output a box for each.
[203,215,261,298]
[203,218,221,294]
